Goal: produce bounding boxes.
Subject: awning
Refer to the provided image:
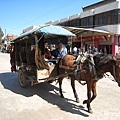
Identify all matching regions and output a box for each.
[82,28,111,37]
[64,26,111,37]
[11,25,76,42]
[63,26,85,35]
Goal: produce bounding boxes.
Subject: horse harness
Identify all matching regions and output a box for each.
[75,54,106,81]
[58,54,116,83]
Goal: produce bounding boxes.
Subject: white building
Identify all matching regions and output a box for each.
[46,0,120,55]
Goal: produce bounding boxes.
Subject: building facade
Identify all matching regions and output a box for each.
[46,0,120,55]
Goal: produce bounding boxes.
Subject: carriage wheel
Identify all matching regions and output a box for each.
[18,69,27,88]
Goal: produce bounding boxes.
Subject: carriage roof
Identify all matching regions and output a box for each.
[11,25,76,43]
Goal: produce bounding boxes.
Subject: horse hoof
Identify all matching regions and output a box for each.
[83,100,87,104]
[61,95,64,98]
[88,109,93,114]
[76,99,80,103]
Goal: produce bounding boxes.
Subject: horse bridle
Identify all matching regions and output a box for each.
[75,54,119,84]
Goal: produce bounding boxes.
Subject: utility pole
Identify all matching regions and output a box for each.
[5,29,6,37]
[4,29,7,49]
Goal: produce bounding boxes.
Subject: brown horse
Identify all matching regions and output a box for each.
[57,54,120,113]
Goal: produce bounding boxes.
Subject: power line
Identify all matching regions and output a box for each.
[12,0,78,30]
[2,0,82,35]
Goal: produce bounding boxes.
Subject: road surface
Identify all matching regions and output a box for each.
[0,52,120,120]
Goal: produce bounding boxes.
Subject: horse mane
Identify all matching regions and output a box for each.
[93,54,116,67]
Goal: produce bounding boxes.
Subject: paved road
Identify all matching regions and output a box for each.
[0,52,120,120]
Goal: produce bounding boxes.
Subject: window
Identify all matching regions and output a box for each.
[94,9,119,26]
[102,12,107,25]
[107,11,111,24]
[118,9,120,23]
[95,14,99,27]
[74,18,80,27]
[59,9,120,27]
[81,16,94,28]
[111,9,118,24]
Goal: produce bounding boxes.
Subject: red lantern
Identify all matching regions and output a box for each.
[106,34,111,38]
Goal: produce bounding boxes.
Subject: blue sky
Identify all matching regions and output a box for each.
[0,0,100,35]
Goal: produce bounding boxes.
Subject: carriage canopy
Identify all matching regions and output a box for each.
[11,25,76,42]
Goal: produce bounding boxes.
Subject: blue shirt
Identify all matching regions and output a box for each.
[53,48,67,58]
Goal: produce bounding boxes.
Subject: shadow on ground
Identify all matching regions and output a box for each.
[0,72,89,117]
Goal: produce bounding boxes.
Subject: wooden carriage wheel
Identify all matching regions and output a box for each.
[18,69,28,88]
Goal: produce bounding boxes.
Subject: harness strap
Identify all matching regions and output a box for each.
[89,55,97,79]
[75,65,81,80]
[75,54,83,64]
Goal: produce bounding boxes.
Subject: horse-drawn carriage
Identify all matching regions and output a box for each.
[10,25,76,87]
[10,25,120,113]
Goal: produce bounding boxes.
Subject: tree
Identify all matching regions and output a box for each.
[0,27,4,44]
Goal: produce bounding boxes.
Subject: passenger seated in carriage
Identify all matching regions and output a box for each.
[52,42,67,58]
[44,42,52,59]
